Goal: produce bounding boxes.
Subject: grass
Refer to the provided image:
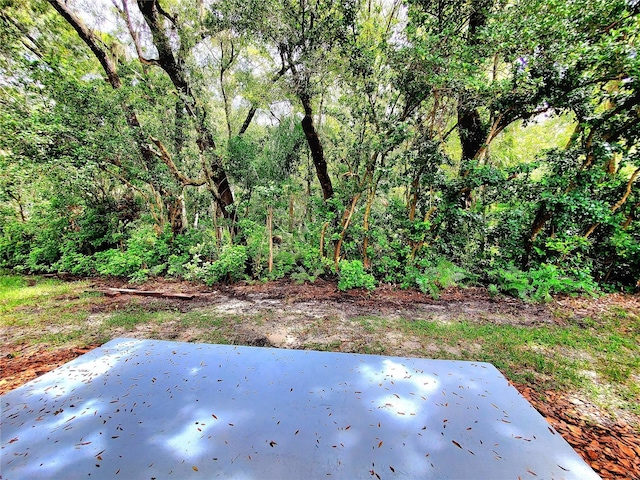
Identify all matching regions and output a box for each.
[402,313,640,416]
[1,273,638,424]
[1,276,82,312]
[36,329,86,345]
[355,315,389,333]
[303,340,342,351]
[105,307,166,328]
[0,275,96,345]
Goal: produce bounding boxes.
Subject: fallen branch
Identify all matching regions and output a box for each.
[98,288,196,299]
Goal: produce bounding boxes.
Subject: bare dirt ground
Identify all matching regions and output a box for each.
[2,277,640,478]
[91,278,560,348]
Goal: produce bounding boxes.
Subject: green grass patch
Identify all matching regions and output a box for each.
[0,275,91,313]
[0,275,95,332]
[0,275,28,290]
[620,383,640,416]
[35,329,86,345]
[403,314,639,411]
[303,341,342,351]
[362,341,386,355]
[197,332,231,344]
[355,315,389,333]
[105,307,173,328]
[179,310,228,328]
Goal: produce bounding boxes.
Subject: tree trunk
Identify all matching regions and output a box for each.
[6,191,26,222]
[456,0,492,208]
[334,192,362,268]
[457,106,485,164]
[300,94,334,201]
[48,0,174,229]
[319,221,329,258]
[238,106,257,136]
[167,195,185,236]
[289,194,295,233]
[47,0,121,88]
[521,203,553,268]
[362,182,378,270]
[137,0,236,221]
[267,205,273,274]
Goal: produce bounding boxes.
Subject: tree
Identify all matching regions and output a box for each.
[1,0,638,290]
[44,0,241,233]
[215,0,360,201]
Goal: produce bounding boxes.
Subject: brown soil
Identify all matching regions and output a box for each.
[2,277,639,479]
[0,344,98,394]
[89,277,559,326]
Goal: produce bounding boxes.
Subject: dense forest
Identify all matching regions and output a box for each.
[0,0,638,298]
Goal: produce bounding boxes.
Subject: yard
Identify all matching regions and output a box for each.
[1,275,639,478]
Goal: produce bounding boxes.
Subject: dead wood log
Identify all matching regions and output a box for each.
[98,288,196,299]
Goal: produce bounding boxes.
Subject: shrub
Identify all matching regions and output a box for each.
[94,248,143,277]
[92,225,173,280]
[290,267,317,284]
[489,263,597,302]
[55,250,95,276]
[0,222,33,269]
[406,258,470,299]
[184,244,249,285]
[270,250,296,280]
[338,260,376,291]
[208,245,248,284]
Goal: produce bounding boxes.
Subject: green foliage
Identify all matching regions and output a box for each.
[489,264,597,302]
[54,248,95,276]
[207,245,248,284]
[94,249,141,278]
[0,222,31,270]
[93,225,171,281]
[184,244,248,285]
[270,250,296,280]
[105,307,159,329]
[0,0,638,297]
[409,258,470,300]
[0,274,26,291]
[290,267,317,284]
[338,260,376,291]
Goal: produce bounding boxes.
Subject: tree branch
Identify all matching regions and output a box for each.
[113,0,159,66]
[584,166,640,239]
[47,0,121,88]
[149,136,206,187]
[611,167,640,214]
[237,63,290,136]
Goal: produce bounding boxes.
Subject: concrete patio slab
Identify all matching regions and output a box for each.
[1,338,599,479]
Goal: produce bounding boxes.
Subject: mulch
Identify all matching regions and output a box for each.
[516,383,640,479]
[0,345,98,395]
